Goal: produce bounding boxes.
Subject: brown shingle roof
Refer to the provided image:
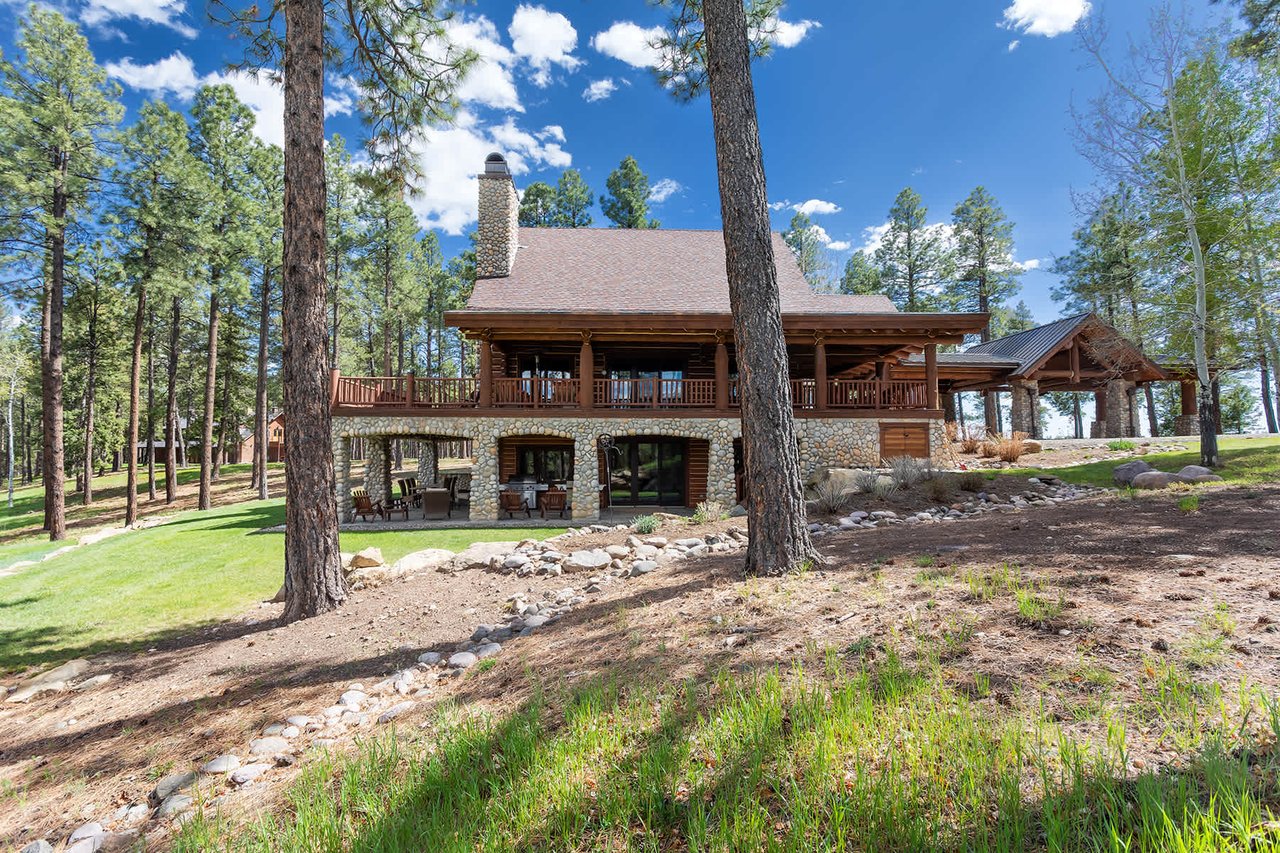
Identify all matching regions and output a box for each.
[463,228,897,315]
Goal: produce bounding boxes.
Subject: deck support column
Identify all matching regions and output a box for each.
[941,392,957,423]
[1091,388,1108,438]
[715,336,730,410]
[572,434,601,522]
[1105,379,1134,438]
[478,336,493,408]
[335,434,352,523]
[417,438,438,486]
[1174,381,1200,435]
[1010,379,1039,438]
[814,336,828,411]
[364,437,390,507]
[579,336,594,409]
[924,343,938,411]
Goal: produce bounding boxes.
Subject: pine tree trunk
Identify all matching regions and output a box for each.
[702,0,819,576]
[6,369,15,508]
[1143,385,1158,438]
[21,396,31,484]
[41,184,68,541]
[199,287,219,510]
[166,296,180,504]
[215,332,232,480]
[983,391,998,435]
[126,284,146,526]
[256,269,271,501]
[1261,347,1278,434]
[1073,394,1083,439]
[281,0,346,620]
[82,294,98,507]
[146,304,157,501]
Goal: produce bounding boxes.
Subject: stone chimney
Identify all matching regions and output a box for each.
[475,152,518,278]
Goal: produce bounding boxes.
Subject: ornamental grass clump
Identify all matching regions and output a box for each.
[888,456,926,490]
[810,479,852,515]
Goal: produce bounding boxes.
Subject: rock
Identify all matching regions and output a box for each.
[230,763,272,785]
[262,722,287,736]
[522,614,549,629]
[69,823,103,843]
[248,736,290,756]
[339,690,367,708]
[448,651,478,669]
[156,793,194,818]
[378,701,414,723]
[71,674,114,695]
[6,658,92,703]
[1177,465,1215,479]
[502,554,530,570]
[1131,471,1186,490]
[471,625,492,641]
[604,544,631,559]
[200,755,240,774]
[153,770,197,801]
[1112,460,1154,485]
[286,715,311,727]
[113,804,149,825]
[1022,439,1043,454]
[728,503,748,518]
[1152,638,1170,652]
[348,547,384,569]
[628,560,658,577]
[391,548,455,574]
[417,651,442,666]
[20,842,53,853]
[474,642,502,659]
[1186,473,1224,483]
[564,549,611,572]
[450,541,519,572]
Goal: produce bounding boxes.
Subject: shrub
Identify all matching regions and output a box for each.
[888,456,926,489]
[1178,495,1200,514]
[692,500,725,524]
[943,421,960,443]
[1108,439,1137,452]
[957,471,985,492]
[926,475,956,503]
[871,477,899,500]
[632,514,661,535]
[852,470,882,494]
[809,479,852,515]
[959,425,985,454]
[996,433,1027,464]
[979,441,999,459]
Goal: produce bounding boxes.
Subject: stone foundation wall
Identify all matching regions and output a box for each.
[1173,415,1201,436]
[333,414,947,522]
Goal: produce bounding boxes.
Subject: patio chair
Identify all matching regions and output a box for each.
[351,487,383,522]
[421,487,452,520]
[398,478,421,508]
[384,497,410,521]
[539,487,568,519]
[499,490,531,519]
[454,477,472,506]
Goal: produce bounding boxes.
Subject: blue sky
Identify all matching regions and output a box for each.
[4,0,1230,325]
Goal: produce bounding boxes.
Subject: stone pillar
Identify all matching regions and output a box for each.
[469,432,500,521]
[475,154,518,278]
[924,343,938,411]
[1091,388,1107,438]
[364,437,390,505]
[1105,379,1133,438]
[1010,380,1039,437]
[416,438,438,486]
[708,436,737,508]
[572,434,600,522]
[335,434,353,523]
[1174,381,1200,436]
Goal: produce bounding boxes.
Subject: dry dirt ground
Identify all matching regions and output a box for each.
[1,483,1278,849]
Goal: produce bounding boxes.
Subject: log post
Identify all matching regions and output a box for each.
[813,335,828,411]
[579,334,594,409]
[715,335,730,410]
[329,368,340,409]
[924,343,938,411]
[478,334,493,408]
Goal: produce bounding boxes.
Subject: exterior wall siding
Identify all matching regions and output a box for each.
[332,414,948,522]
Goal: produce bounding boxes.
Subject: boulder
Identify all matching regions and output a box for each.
[1185,473,1225,483]
[563,549,611,572]
[1131,471,1185,490]
[604,544,631,559]
[417,651,442,666]
[248,736,290,756]
[152,770,197,801]
[391,548,455,574]
[20,841,54,853]
[378,701,414,723]
[448,651,478,669]
[450,541,519,572]
[5,658,92,703]
[1112,460,1154,486]
[156,793,194,818]
[346,565,391,590]
[348,547,384,569]
[1022,439,1043,454]
[200,755,240,774]
[230,763,271,785]
[1177,465,1215,479]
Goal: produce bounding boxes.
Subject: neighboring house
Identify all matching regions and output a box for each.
[329,153,985,522]
[236,413,285,464]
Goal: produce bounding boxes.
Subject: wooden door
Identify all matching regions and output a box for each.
[879,423,930,461]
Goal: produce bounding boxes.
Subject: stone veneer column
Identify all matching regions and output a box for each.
[416,438,438,486]
[335,435,353,523]
[708,433,737,507]
[469,429,500,522]
[364,438,389,506]
[1009,380,1039,437]
[572,434,601,521]
[1105,379,1133,438]
[475,155,518,278]
[1173,380,1200,435]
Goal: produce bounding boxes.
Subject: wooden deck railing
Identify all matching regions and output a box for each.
[331,373,930,413]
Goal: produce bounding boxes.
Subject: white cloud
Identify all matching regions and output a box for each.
[827,240,852,252]
[857,221,957,256]
[406,111,572,235]
[582,78,619,102]
[1000,0,1090,37]
[508,4,582,87]
[106,52,287,147]
[1007,39,1021,52]
[793,198,840,216]
[769,17,821,48]
[1019,258,1042,271]
[591,21,666,68]
[768,200,792,211]
[82,0,197,37]
[446,15,523,112]
[648,178,682,203]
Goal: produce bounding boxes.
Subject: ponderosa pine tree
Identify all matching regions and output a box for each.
[781,211,828,288]
[840,252,883,295]
[0,6,122,540]
[875,188,951,312]
[251,144,284,500]
[518,181,556,227]
[213,0,474,620]
[601,156,660,228]
[656,0,821,575]
[553,169,593,227]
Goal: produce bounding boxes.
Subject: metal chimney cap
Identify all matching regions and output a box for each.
[484,152,510,175]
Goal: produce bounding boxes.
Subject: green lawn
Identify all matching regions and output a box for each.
[174,655,1280,852]
[0,497,561,673]
[1018,435,1280,487]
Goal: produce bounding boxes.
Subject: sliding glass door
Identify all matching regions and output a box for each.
[608,438,686,507]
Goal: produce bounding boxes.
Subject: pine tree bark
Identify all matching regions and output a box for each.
[126,284,146,526]
[255,268,271,500]
[199,286,219,510]
[701,0,819,576]
[281,0,346,620]
[215,331,232,480]
[82,288,99,506]
[165,296,180,503]
[40,186,68,540]
[146,304,157,501]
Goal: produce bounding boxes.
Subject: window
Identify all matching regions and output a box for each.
[517,446,572,482]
